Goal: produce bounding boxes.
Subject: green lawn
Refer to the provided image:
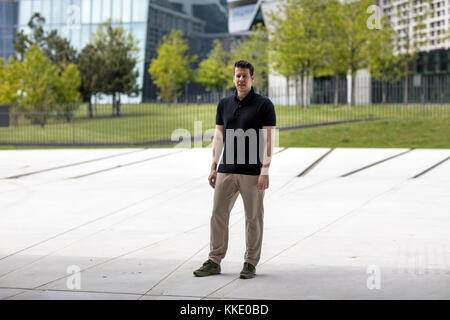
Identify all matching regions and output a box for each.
[0,103,449,148]
[278,118,450,148]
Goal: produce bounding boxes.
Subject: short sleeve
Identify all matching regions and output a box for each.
[216,100,224,125]
[262,99,276,126]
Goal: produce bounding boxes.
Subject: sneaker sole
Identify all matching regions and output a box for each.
[193,271,221,277]
[239,274,255,279]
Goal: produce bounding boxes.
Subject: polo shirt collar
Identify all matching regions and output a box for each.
[234,87,255,105]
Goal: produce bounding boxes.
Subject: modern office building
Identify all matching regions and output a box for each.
[1,0,229,102]
[0,0,19,62]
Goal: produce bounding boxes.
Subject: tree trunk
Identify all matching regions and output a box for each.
[351,71,355,106]
[382,81,386,104]
[300,73,304,108]
[403,62,409,105]
[286,76,290,106]
[334,74,339,105]
[295,76,299,108]
[88,98,93,119]
[116,94,121,117]
[112,94,116,116]
[305,71,309,108]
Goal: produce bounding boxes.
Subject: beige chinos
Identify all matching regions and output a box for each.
[208,172,265,267]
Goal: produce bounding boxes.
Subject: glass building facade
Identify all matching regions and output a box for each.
[0,0,19,62]
[2,0,229,102]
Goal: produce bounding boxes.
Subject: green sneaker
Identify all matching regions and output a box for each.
[240,262,256,279]
[193,259,221,277]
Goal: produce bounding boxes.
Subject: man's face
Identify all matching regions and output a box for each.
[234,67,254,93]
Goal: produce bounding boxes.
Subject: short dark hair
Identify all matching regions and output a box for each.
[234,60,254,77]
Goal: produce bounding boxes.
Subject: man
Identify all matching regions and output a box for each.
[193,60,276,279]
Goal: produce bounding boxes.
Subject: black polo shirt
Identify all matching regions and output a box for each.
[215,87,276,175]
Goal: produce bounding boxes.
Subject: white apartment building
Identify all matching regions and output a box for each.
[380,0,450,53]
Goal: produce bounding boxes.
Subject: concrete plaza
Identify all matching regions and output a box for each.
[0,147,449,300]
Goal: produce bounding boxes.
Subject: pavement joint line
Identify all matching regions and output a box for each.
[204,176,414,299]
[138,243,210,300]
[1,286,233,300]
[66,149,186,179]
[30,216,243,293]
[411,156,450,179]
[0,173,207,279]
[340,148,414,177]
[0,148,287,279]
[0,170,204,261]
[140,158,314,299]
[3,148,149,179]
[137,212,248,300]
[297,148,334,177]
[139,170,343,299]
[0,149,184,196]
[25,153,293,298]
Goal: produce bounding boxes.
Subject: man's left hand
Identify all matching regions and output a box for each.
[258,175,269,190]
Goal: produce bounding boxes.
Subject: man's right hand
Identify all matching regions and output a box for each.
[208,169,217,189]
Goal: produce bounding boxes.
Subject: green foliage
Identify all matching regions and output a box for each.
[231,23,269,92]
[1,45,82,126]
[367,18,403,83]
[92,22,140,104]
[77,44,102,102]
[13,13,77,69]
[149,30,196,104]
[196,39,233,92]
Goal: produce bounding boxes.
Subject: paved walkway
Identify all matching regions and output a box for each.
[0,147,449,300]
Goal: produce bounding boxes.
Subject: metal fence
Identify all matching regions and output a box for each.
[1,98,448,146]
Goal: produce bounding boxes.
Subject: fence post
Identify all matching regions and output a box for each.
[72,103,75,145]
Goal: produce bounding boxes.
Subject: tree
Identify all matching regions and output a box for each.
[54,64,82,121]
[17,44,59,127]
[231,23,269,94]
[267,0,328,107]
[13,13,77,69]
[266,0,300,106]
[196,39,233,95]
[77,44,102,118]
[322,0,350,105]
[149,30,196,104]
[367,18,403,104]
[92,21,140,116]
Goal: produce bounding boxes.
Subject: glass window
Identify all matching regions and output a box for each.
[19,0,32,26]
[60,0,70,25]
[41,0,51,24]
[132,0,147,22]
[122,0,131,22]
[5,38,13,52]
[92,0,101,23]
[59,25,68,39]
[112,0,122,22]
[81,0,91,23]
[51,0,62,24]
[80,24,90,48]
[131,22,145,49]
[102,0,111,23]
[70,29,81,52]
[33,0,42,16]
